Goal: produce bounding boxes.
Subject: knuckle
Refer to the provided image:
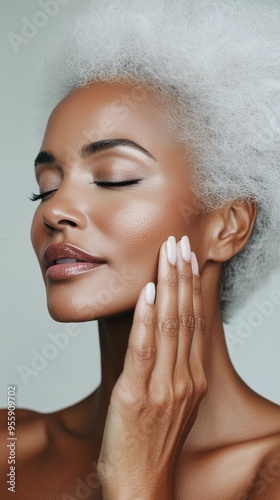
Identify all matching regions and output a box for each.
[158,316,179,337]
[131,344,156,362]
[193,282,202,296]
[154,383,185,410]
[185,379,194,398]
[174,381,189,402]
[178,270,193,285]
[154,385,173,406]
[179,311,195,333]
[200,380,208,398]
[140,312,156,328]
[112,380,136,407]
[195,314,207,334]
[160,274,178,288]
[196,384,208,403]
[196,372,208,396]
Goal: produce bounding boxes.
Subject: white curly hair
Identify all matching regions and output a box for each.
[41,0,280,320]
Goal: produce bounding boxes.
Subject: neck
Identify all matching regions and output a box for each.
[60,264,248,449]
[97,313,134,404]
[95,265,249,450]
[94,265,223,422]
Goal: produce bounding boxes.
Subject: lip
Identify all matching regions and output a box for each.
[43,243,105,281]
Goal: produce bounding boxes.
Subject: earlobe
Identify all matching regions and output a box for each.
[206,201,258,263]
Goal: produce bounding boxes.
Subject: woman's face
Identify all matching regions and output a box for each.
[31,82,207,322]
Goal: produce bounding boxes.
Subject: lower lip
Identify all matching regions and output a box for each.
[46,262,104,281]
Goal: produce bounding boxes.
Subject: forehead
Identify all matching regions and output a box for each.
[42,82,182,160]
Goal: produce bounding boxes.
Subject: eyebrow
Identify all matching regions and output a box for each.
[81,139,156,160]
[34,138,156,167]
[34,150,55,167]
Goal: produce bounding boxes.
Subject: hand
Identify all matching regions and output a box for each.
[97,235,208,500]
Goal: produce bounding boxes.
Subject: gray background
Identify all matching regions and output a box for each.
[1,0,279,413]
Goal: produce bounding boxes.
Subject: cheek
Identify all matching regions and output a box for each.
[100,192,195,276]
[102,191,196,243]
[105,199,164,237]
[98,199,165,285]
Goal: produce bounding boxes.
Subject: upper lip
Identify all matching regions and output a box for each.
[43,243,105,268]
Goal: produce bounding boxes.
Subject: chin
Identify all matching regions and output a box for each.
[47,307,81,323]
[46,293,138,323]
[47,300,104,323]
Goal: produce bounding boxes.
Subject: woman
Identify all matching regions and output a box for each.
[1,0,280,498]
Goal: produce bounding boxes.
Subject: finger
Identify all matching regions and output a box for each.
[189,251,207,371]
[121,282,156,393]
[175,236,195,372]
[153,236,179,381]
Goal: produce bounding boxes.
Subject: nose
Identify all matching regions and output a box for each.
[41,195,87,233]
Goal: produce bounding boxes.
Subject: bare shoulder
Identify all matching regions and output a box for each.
[0,406,45,428]
[249,430,280,499]
[0,407,51,469]
[226,397,280,499]
[0,406,39,434]
[0,392,97,467]
[0,402,100,500]
[176,395,280,499]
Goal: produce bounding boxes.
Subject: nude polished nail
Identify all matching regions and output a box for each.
[191,251,199,276]
[144,282,156,305]
[166,236,177,266]
[180,235,191,262]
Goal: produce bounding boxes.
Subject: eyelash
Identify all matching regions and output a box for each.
[29,189,57,202]
[95,179,141,187]
[29,179,141,201]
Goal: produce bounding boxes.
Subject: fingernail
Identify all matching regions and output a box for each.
[144,282,156,305]
[180,235,191,262]
[166,236,177,266]
[191,252,199,276]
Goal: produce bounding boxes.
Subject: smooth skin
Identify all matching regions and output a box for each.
[98,241,208,500]
[1,82,280,499]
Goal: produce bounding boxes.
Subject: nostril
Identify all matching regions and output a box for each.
[58,220,77,227]
[44,221,54,232]
[43,219,77,232]
[42,208,85,230]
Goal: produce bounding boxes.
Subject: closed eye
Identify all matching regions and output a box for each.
[94,179,142,187]
[29,189,57,202]
[29,179,142,201]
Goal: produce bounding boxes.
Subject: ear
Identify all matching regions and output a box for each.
[205,200,257,262]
